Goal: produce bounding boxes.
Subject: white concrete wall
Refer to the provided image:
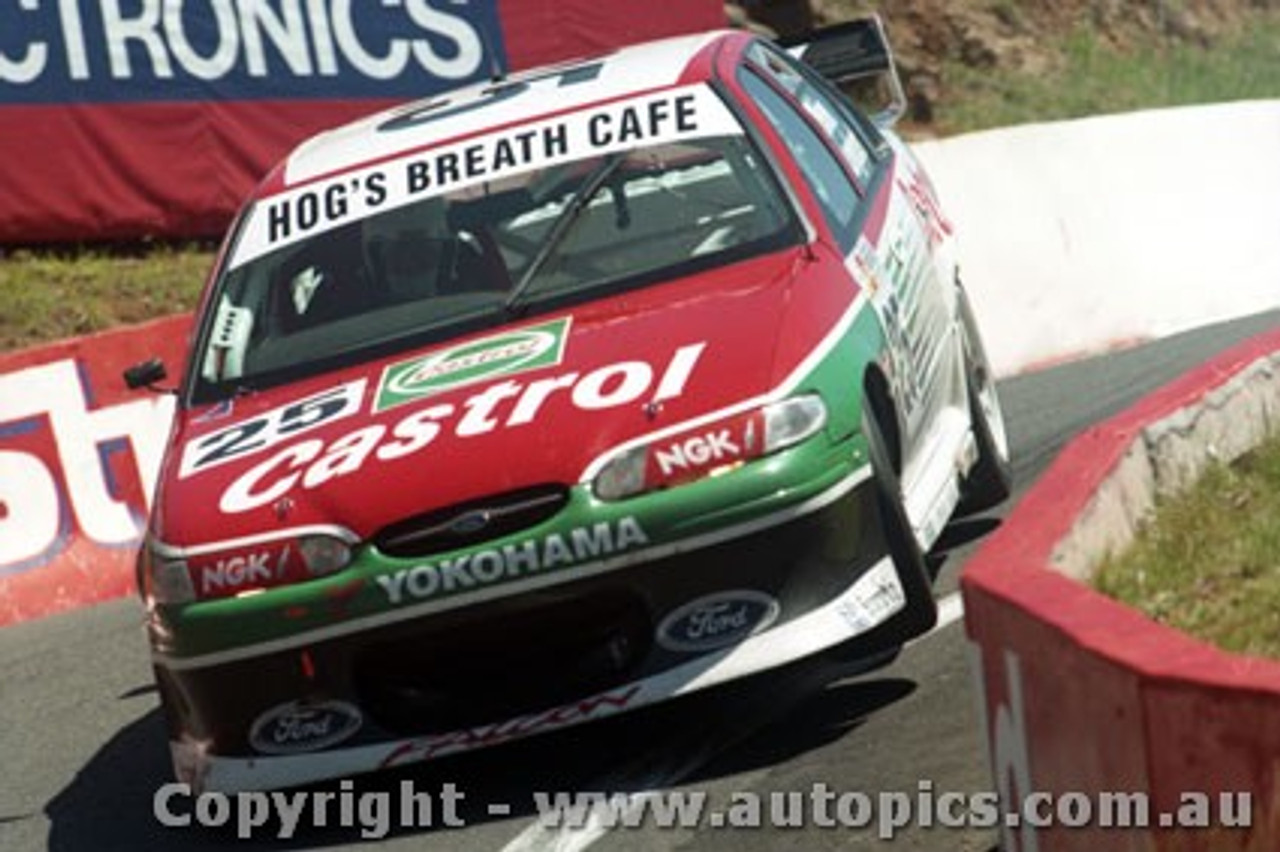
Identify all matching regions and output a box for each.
[914,100,1280,376]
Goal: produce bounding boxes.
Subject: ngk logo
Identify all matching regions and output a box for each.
[200,549,286,595]
[654,429,743,477]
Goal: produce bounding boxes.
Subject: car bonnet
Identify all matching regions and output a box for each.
[151,243,860,547]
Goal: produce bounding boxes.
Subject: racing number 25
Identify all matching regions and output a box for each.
[179,381,366,478]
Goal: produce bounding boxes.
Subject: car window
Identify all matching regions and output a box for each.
[190,133,795,403]
[739,68,860,252]
[746,42,879,190]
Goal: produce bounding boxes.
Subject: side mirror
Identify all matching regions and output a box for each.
[123,358,168,391]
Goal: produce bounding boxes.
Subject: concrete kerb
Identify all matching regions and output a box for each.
[1051,351,1280,583]
[963,328,1280,851]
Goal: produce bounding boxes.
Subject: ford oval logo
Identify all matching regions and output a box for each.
[657,591,780,653]
[449,510,492,536]
[249,700,363,756]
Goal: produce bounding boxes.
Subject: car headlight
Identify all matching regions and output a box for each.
[592,395,828,501]
[298,534,353,577]
[762,394,828,453]
[592,445,650,502]
[145,549,196,605]
[143,531,356,604]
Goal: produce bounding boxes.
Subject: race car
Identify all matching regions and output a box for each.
[126,18,1010,792]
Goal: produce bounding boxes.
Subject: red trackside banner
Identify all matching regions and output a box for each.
[0,316,191,625]
[0,0,725,244]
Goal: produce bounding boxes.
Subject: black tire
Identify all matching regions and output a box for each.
[957,285,1013,514]
[864,411,924,576]
[862,410,937,639]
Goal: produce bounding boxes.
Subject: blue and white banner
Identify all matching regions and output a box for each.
[0,0,724,243]
[0,0,507,102]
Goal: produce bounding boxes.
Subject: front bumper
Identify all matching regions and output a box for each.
[153,436,938,791]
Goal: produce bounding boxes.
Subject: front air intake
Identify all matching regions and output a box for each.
[372,484,569,558]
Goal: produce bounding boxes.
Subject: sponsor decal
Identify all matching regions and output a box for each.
[180,380,365,478]
[898,168,953,248]
[834,560,905,635]
[377,517,649,604]
[218,342,706,514]
[249,699,363,756]
[232,85,740,266]
[0,0,502,104]
[852,234,927,419]
[193,545,293,598]
[654,429,744,474]
[375,318,571,412]
[648,412,761,487]
[382,684,639,765]
[656,590,780,652]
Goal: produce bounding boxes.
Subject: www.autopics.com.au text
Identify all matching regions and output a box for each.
[153,779,1253,840]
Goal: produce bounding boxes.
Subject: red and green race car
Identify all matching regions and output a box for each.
[127,20,1010,792]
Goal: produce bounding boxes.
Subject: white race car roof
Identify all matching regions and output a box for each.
[230,31,741,269]
[280,30,726,187]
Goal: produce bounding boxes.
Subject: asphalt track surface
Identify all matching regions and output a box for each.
[3,309,1278,852]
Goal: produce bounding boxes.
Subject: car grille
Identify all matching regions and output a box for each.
[372,484,569,559]
[352,589,651,736]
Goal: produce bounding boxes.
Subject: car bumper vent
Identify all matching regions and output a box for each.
[353,589,651,736]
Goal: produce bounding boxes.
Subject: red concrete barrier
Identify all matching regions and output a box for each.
[964,327,1280,851]
[0,315,190,625]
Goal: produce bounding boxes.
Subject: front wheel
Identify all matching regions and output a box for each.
[861,409,936,641]
[956,284,1012,514]
[864,411,927,580]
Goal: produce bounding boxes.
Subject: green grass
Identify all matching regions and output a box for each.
[937,10,1280,133]
[0,245,213,351]
[1094,437,1280,659]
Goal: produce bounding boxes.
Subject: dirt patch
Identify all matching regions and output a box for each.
[732,0,1277,125]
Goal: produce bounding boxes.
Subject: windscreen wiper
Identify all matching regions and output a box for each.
[504,154,625,315]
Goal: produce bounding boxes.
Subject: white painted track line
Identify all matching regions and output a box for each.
[500,591,966,852]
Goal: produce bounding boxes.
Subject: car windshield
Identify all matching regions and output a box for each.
[191,133,795,403]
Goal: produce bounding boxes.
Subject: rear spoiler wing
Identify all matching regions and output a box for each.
[779,16,907,127]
